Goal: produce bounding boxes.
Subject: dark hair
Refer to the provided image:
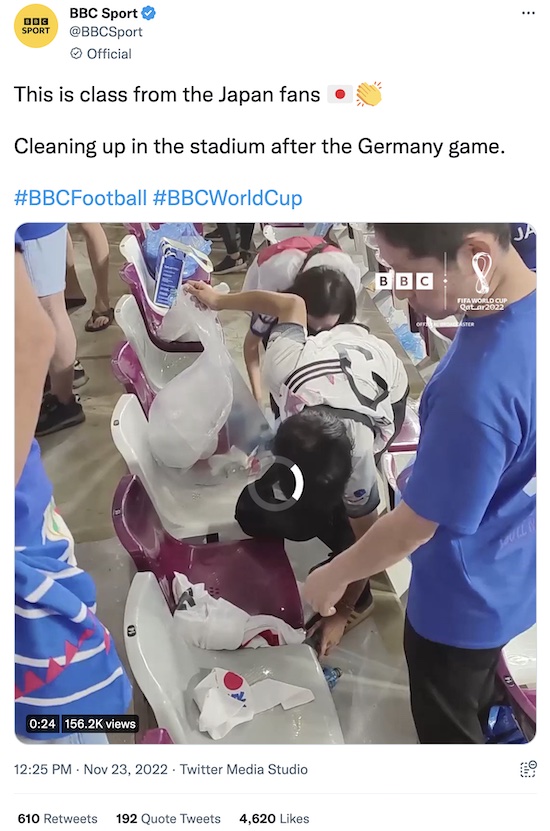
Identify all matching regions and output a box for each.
[289,266,356,324]
[373,224,511,262]
[273,407,353,508]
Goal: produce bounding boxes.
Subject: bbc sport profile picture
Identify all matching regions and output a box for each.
[14,4,58,47]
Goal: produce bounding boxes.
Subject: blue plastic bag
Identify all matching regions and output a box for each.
[485,705,528,744]
[143,223,212,278]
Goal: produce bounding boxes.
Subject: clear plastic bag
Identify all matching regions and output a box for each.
[148,292,234,470]
[159,283,229,342]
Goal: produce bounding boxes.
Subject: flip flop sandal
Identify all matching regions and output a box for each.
[85,307,115,332]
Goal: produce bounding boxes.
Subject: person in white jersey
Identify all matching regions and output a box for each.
[185,279,409,656]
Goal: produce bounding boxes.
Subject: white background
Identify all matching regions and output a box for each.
[2,0,545,816]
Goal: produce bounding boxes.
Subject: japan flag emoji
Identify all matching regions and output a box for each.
[327,85,353,103]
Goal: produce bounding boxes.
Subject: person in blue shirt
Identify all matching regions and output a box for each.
[18,223,85,436]
[304,224,536,744]
[15,233,132,743]
[510,223,536,271]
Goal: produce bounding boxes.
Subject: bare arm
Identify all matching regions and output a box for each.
[334,501,437,585]
[243,330,263,403]
[305,500,438,616]
[15,251,55,485]
[349,511,379,541]
[185,282,307,328]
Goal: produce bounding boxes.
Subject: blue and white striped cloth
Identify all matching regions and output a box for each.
[15,441,132,739]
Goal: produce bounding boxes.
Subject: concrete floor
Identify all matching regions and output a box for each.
[40,224,130,542]
[38,223,426,744]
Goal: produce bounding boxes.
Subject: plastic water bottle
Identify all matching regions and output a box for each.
[394,323,426,363]
[323,667,342,691]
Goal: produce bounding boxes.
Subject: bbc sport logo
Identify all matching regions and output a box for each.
[14,4,58,47]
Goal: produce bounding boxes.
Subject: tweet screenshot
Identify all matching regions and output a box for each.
[6,0,544,825]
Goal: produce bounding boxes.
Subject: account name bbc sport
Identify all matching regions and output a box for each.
[13,189,303,208]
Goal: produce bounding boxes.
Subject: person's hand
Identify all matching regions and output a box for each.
[184,280,221,311]
[307,613,348,657]
[303,562,348,617]
[357,83,382,107]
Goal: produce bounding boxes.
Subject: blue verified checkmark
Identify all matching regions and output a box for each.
[141,6,156,20]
